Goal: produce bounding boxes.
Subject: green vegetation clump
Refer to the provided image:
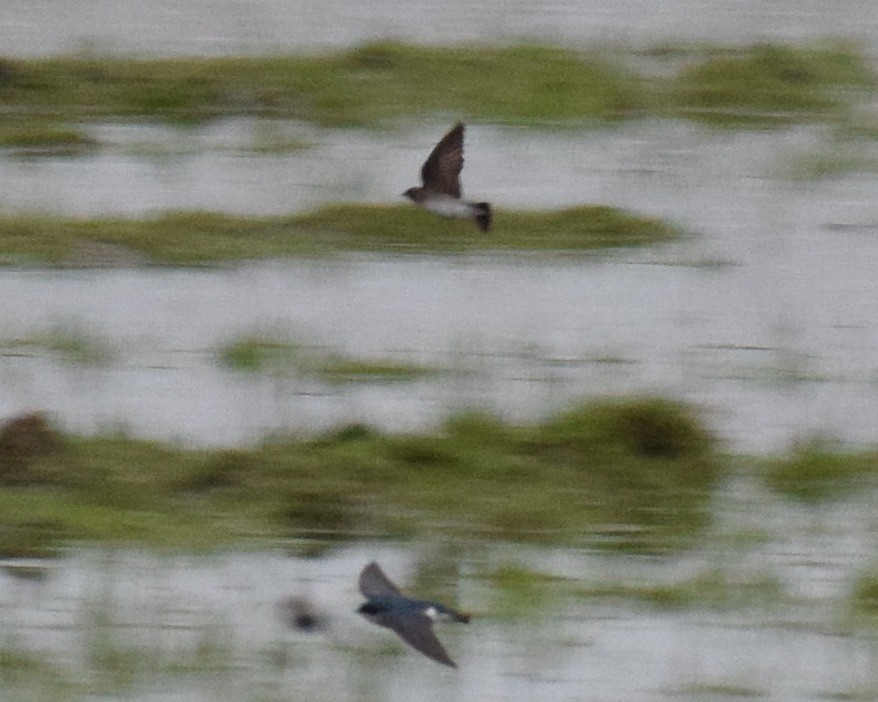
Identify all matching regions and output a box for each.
[217,334,441,383]
[0,411,69,557]
[0,41,872,130]
[763,442,878,503]
[0,412,67,485]
[0,398,718,553]
[0,519,67,558]
[0,413,70,557]
[0,123,97,156]
[526,398,717,549]
[851,570,878,617]
[294,204,682,252]
[0,43,643,127]
[2,323,115,365]
[0,204,683,266]
[479,565,568,618]
[316,356,439,384]
[0,645,72,695]
[218,336,303,372]
[673,42,875,124]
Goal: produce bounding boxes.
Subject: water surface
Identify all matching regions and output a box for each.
[3,0,878,57]
[3,122,878,453]
[2,481,877,702]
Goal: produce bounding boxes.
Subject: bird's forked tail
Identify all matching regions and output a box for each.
[474,202,492,232]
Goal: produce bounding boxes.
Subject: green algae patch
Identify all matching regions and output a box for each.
[479,565,569,619]
[217,336,304,373]
[2,323,116,366]
[316,356,440,384]
[850,569,878,620]
[0,204,683,266]
[0,123,97,156]
[217,333,442,383]
[763,442,878,503]
[0,43,644,127]
[672,42,875,125]
[0,398,718,553]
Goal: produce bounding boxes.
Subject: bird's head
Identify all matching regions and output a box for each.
[357,601,381,616]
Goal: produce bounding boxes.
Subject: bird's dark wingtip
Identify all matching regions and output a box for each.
[359,561,404,597]
[432,651,458,668]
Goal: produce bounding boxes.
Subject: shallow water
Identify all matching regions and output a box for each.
[2,4,878,701]
[3,0,878,57]
[2,475,877,702]
[2,121,878,452]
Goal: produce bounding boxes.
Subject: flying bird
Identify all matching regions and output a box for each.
[403,122,492,232]
[356,561,470,668]
[278,595,326,632]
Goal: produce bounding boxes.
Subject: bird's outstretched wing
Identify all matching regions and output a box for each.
[420,122,464,198]
[386,612,457,668]
[359,562,404,597]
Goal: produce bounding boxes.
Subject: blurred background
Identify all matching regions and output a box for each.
[2,2,878,701]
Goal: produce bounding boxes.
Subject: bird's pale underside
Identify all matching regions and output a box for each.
[402,122,492,232]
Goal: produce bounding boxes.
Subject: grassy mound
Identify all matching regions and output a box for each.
[0,398,717,555]
[672,42,874,124]
[763,442,878,503]
[0,204,683,266]
[0,41,870,130]
[0,43,643,127]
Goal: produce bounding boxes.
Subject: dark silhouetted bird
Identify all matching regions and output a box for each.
[279,595,326,632]
[403,122,492,232]
[356,561,470,668]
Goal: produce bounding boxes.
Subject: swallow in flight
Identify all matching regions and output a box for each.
[357,561,470,667]
[403,122,492,232]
